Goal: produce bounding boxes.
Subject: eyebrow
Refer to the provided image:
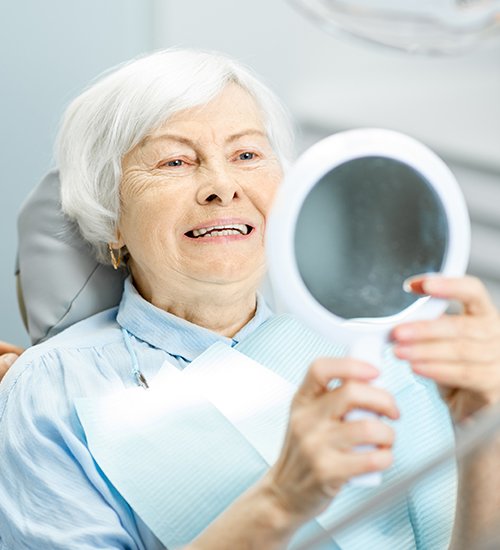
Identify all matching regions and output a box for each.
[141,129,268,148]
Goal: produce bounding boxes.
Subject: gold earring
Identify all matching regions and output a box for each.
[108,244,122,270]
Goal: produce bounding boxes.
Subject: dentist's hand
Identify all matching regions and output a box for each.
[392,275,500,423]
[266,357,399,520]
[0,341,24,382]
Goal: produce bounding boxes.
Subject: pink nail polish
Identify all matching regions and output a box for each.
[395,345,411,359]
[395,327,414,340]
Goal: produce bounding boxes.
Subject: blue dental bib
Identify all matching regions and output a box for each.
[76,314,456,549]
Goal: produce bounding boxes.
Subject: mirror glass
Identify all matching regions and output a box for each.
[294,156,448,320]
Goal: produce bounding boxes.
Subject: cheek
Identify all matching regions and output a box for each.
[266,180,280,208]
[119,194,178,252]
[256,169,282,216]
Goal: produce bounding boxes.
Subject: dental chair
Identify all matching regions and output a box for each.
[16,170,126,344]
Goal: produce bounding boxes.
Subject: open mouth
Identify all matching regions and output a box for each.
[185,223,254,239]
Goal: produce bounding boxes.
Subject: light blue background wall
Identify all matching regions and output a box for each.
[1,0,499,347]
[0,0,153,346]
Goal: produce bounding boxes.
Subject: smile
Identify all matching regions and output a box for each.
[185,223,254,239]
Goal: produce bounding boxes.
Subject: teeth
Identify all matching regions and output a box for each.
[192,224,249,238]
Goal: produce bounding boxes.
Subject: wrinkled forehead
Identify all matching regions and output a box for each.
[143,83,268,146]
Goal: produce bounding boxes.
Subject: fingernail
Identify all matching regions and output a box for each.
[411,366,429,378]
[394,345,411,359]
[420,277,443,294]
[393,326,414,340]
[403,273,439,295]
[1,353,18,368]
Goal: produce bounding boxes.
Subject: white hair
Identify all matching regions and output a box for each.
[56,48,295,263]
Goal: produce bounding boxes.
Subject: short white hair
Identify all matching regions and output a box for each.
[57,48,295,263]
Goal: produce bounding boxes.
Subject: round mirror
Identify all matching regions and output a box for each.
[267,128,470,486]
[267,128,470,343]
[295,156,448,321]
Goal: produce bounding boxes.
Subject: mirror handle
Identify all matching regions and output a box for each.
[346,334,386,487]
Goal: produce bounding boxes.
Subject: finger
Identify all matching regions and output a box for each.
[0,341,24,356]
[335,419,395,449]
[0,353,18,381]
[319,381,400,420]
[394,338,500,364]
[392,315,493,343]
[406,275,497,317]
[297,358,379,400]
[326,448,394,480]
[410,361,500,392]
[0,362,8,381]
[317,449,394,496]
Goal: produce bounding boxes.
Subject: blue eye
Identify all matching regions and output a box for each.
[166,159,184,167]
[239,152,255,161]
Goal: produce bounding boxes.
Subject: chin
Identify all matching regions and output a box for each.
[192,260,265,287]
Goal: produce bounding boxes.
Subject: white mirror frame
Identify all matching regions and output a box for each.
[267,128,471,345]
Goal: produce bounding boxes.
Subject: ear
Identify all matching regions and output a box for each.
[110,228,125,249]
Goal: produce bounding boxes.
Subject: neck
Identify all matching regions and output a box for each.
[129,266,261,338]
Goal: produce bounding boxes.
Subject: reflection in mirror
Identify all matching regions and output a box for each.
[294,156,448,319]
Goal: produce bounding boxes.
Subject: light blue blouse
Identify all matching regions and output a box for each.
[0,277,455,549]
[0,278,272,550]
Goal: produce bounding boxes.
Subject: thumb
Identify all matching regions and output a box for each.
[0,341,25,356]
[0,353,18,382]
[298,357,379,400]
[1,353,18,369]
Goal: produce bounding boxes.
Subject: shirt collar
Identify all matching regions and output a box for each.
[116,277,273,363]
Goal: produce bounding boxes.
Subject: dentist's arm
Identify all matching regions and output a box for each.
[0,341,24,381]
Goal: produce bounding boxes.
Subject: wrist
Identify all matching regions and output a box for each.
[254,473,309,539]
[256,468,332,539]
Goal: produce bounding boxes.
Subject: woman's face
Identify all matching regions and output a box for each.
[118,84,283,298]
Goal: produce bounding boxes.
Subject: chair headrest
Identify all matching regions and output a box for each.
[16,170,126,344]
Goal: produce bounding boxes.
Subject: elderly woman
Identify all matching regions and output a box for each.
[0,49,499,549]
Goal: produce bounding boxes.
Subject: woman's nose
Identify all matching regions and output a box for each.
[196,166,240,206]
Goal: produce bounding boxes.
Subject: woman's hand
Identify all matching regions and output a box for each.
[392,275,500,423]
[0,341,24,382]
[266,358,399,521]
